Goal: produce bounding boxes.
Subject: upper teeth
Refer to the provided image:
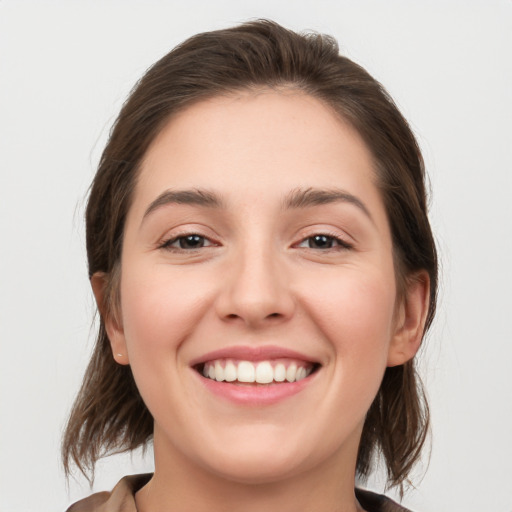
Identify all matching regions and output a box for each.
[202,360,312,384]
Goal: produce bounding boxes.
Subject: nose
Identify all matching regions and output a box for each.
[215,245,296,328]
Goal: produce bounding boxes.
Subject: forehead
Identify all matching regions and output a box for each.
[132,90,384,219]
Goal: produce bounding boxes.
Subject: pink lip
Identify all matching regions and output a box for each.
[189,345,319,366]
[190,345,320,406]
[194,369,318,406]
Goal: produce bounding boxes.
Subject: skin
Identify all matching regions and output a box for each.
[93,90,429,512]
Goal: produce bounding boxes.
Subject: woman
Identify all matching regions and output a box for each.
[63,20,437,512]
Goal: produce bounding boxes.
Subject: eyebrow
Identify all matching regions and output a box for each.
[142,186,373,223]
[283,187,373,221]
[143,188,224,220]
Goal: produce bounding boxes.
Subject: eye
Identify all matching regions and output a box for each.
[161,234,215,250]
[297,234,352,250]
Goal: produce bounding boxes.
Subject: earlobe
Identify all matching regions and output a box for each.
[90,271,129,365]
[387,271,430,367]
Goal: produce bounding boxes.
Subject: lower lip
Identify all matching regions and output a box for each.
[195,371,317,406]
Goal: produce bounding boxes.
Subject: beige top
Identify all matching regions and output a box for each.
[66,474,412,512]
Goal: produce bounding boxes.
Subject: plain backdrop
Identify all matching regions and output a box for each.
[1,1,511,511]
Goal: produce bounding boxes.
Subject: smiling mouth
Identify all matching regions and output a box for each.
[196,359,320,385]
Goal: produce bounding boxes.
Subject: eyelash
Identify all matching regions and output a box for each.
[159,233,217,251]
[295,233,353,251]
[159,232,353,252]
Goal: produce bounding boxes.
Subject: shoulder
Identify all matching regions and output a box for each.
[65,474,152,512]
[355,488,414,512]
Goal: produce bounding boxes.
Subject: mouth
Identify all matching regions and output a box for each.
[190,346,321,404]
[196,358,320,385]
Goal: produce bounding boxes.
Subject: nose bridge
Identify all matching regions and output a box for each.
[218,237,294,326]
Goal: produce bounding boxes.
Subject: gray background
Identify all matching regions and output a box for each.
[1,1,511,511]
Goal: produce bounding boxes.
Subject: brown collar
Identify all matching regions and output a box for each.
[67,474,412,512]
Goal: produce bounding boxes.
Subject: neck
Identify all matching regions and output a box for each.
[135,429,365,512]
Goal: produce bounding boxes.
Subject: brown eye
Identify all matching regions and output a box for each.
[162,234,214,250]
[177,235,206,249]
[296,234,352,251]
[307,235,335,249]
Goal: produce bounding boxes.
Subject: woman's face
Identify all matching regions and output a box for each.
[102,90,420,483]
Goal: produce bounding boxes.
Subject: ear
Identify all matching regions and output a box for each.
[91,272,129,366]
[387,271,430,367]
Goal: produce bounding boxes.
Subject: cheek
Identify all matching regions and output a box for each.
[280,267,399,455]
[117,263,218,425]
[119,263,214,362]
[302,266,397,366]
[316,266,394,321]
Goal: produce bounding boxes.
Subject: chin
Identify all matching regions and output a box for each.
[190,425,332,485]
[204,450,308,485]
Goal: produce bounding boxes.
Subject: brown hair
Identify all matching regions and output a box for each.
[62,19,437,491]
